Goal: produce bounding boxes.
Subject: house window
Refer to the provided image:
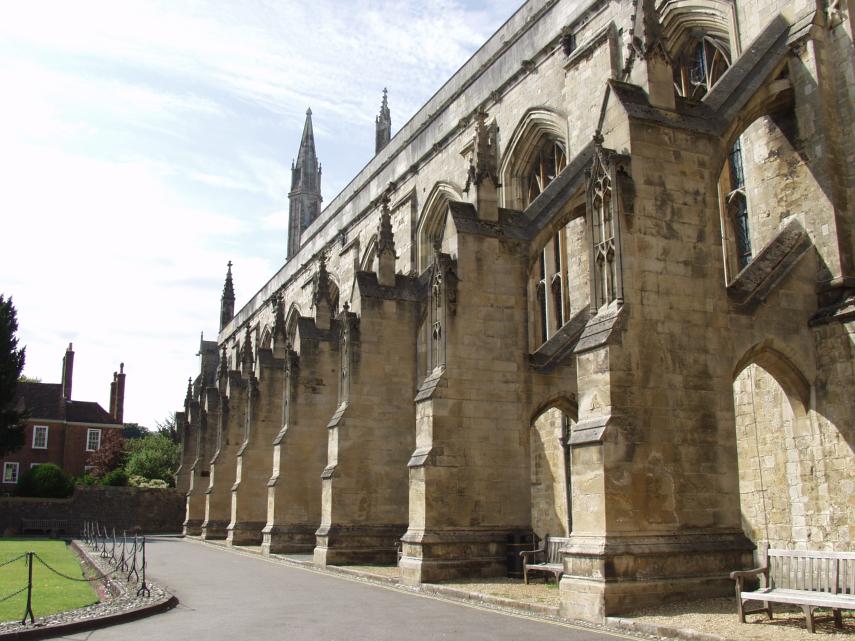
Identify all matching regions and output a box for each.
[3,462,19,484]
[32,425,48,449]
[30,463,42,469]
[86,429,102,452]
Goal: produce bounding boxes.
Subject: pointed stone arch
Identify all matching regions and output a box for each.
[530,394,578,425]
[284,303,302,352]
[659,0,739,61]
[528,395,577,540]
[360,234,378,272]
[733,342,811,419]
[499,107,568,210]
[415,182,463,274]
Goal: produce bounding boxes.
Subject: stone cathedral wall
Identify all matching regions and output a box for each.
[179,0,855,621]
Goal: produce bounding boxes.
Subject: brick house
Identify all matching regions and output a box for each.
[1,344,125,489]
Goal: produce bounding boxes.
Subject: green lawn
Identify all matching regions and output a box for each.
[0,539,98,623]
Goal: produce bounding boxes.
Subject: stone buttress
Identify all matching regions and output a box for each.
[202,366,248,540]
[400,196,532,584]
[262,316,339,555]
[227,335,286,546]
[313,275,419,565]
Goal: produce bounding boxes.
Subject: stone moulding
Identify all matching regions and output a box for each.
[727,217,812,310]
[407,447,433,468]
[414,367,446,402]
[529,307,591,370]
[569,414,613,445]
[573,303,624,354]
[355,271,421,301]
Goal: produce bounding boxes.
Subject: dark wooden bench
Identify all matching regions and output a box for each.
[730,546,855,633]
[520,534,569,584]
[20,518,68,536]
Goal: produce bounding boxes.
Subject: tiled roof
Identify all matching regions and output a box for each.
[65,401,117,425]
[17,382,119,426]
[17,382,64,420]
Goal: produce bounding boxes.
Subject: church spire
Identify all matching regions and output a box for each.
[288,108,323,260]
[220,261,235,332]
[375,88,391,154]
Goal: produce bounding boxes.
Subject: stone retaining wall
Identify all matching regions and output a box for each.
[0,486,185,536]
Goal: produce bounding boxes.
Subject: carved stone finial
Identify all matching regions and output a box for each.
[376,191,396,287]
[464,107,500,221]
[185,377,193,403]
[375,88,392,154]
[217,344,228,381]
[220,261,236,332]
[343,301,350,312]
[240,326,254,376]
[313,250,334,330]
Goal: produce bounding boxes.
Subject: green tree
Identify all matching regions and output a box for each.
[86,428,125,477]
[17,463,73,498]
[125,433,180,485]
[155,414,178,443]
[122,422,149,440]
[0,295,27,457]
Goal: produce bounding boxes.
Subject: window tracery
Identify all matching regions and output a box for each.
[526,140,567,207]
[586,139,627,311]
[726,138,752,270]
[532,232,567,345]
[673,34,731,100]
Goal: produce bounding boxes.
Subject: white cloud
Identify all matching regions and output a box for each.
[0,0,518,426]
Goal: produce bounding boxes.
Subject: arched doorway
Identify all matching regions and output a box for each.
[732,346,817,554]
[529,399,576,540]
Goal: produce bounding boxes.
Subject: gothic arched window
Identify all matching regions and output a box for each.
[532,231,567,345]
[726,137,752,271]
[526,140,567,207]
[673,34,731,100]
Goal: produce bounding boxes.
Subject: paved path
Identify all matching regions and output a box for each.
[51,537,638,641]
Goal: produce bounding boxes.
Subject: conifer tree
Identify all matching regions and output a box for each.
[0,295,26,456]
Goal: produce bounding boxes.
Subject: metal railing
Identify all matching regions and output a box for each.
[0,521,151,625]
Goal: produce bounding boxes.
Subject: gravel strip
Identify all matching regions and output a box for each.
[0,539,172,637]
[616,597,855,641]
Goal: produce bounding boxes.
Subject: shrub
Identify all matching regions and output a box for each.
[100,468,128,486]
[74,473,98,486]
[125,434,179,486]
[16,463,73,498]
[128,475,169,489]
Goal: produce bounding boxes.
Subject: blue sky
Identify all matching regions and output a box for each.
[0,0,521,427]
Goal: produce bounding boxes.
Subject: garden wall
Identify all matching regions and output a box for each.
[0,486,185,536]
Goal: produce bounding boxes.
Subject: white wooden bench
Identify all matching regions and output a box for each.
[730,546,855,633]
[520,534,569,584]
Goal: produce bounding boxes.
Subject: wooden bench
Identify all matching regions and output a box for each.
[20,518,68,536]
[730,546,855,633]
[520,534,569,584]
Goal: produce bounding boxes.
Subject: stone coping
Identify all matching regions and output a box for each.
[0,538,177,641]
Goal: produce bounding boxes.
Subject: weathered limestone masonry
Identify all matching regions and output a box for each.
[315,236,419,565]
[262,315,339,555]
[181,340,219,536]
[178,0,855,622]
[227,331,286,546]
[202,367,248,540]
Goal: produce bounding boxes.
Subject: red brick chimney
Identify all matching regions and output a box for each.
[61,343,74,400]
[110,363,126,423]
